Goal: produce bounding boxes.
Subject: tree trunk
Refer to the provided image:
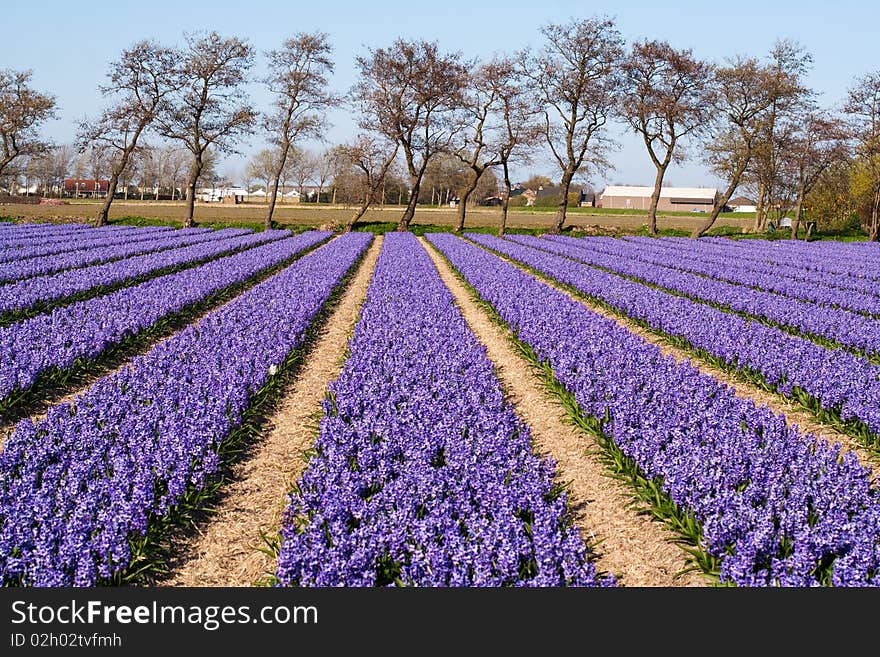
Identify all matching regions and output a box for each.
[96,169,122,227]
[790,185,804,240]
[690,196,727,238]
[691,160,749,238]
[0,153,17,180]
[752,182,766,232]
[552,168,575,234]
[398,180,420,231]
[184,159,202,229]
[871,186,880,242]
[347,195,371,232]
[647,164,667,236]
[499,162,512,238]
[454,171,481,233]
[266,171,283,230]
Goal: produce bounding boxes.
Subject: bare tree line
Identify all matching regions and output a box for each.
[2,18,880,238]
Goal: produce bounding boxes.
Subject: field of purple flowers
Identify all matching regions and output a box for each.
[0,222,877,587]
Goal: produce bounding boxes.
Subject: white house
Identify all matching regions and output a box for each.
[196,186,249,203]
[727,196,757,213]
[15,183,39,195]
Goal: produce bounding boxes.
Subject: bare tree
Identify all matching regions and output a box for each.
[421,152,468,206]
[72,150,87,195]
[844,71,880,241]
[314,148,336,203]
[28,154,47,196]
[480,58,541,237]
[691,57,777,238]
[0,69,57,179]
[283,146,317,200]
[263,32,337,228]
[335,135,399,230]
[136,146,164,200]
[521,17,624,233]
[51,144,74,197]
[324,145,350,204]
[157,145,188,200]
[246,148,277,198]
[156,32,257,227]
[354,39,468,231]
[749,40,814,233]
[87,146,108,197]
[451,63,506,232]
[620,40,715,235]
[76,41,179,226]
[785,111,850,239]
[24,154,43,195]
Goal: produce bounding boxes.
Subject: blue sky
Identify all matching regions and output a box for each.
[4,0,877,189]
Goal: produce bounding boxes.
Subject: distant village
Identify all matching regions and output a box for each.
[27,177,757,215]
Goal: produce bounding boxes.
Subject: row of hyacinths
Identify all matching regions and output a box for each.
[611,236,880,314]
[699,235,880,279]
[0,225,176,263]
[0,231,330,404]
[466,233,880,442]
[429,233,880,586]
[0,227,250,282]
[276,233,609,587]
[0,222,132,246]
[0,229,292,316]
[517,235,880,358]
[0,232,372,586]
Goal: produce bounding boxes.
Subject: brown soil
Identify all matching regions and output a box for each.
[480,242,880,481]
[164,236,383,587]
[421,237,705,587]
[0,199,753,233]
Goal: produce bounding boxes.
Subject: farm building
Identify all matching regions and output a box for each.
[727,196,757,212]
[63,179,109,198]
[196,186,249,203]
[597,185,719,212]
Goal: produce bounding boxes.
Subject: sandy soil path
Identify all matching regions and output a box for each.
[422,237,706,587]
[165,236,383,586]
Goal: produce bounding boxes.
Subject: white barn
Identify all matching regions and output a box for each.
[598,186,719,212]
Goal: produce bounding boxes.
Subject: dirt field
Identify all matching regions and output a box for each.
[0,200,753,233]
